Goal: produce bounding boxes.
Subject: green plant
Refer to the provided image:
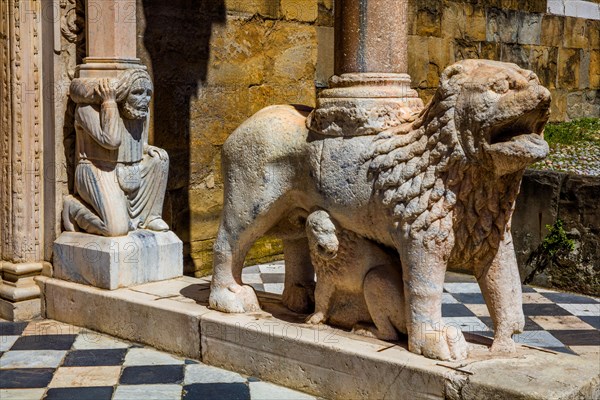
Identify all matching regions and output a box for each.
[541,219,575,258]
[543,118,600,148]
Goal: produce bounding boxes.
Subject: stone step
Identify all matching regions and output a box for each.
[38,276,600,400]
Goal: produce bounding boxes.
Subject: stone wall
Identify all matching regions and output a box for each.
[136,0,333,275]
[407,0,600,121]
[134,0,599,276]
[512,170,599,296]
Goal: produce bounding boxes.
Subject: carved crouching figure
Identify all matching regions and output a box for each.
[305,210,409,341]
[63,69,169,236]
[210,59,551,361]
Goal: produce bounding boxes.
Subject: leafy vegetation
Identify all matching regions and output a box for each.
[543,118,600,148]
[541,219,575,258]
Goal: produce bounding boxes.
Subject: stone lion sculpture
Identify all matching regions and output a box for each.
[209,59,551,361]
[305,210,409,342]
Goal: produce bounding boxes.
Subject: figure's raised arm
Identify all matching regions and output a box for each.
[75,78,122,149]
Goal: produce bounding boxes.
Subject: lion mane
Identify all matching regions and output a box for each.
[369,62,529,269]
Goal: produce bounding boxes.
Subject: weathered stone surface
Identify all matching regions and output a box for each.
[281,0,317,22]
[129,0,600,278]
[558,48,581,90]
[43,277,209,358]
[541,15,564,47]
[53,231,183,290]
[591,50,600,88]
[0,298,42,322]
[567,90,600,119]
[42,276,600,400]
[512,170,600,296]
[210,60,551,362]
[511,171,564,282]
[563,17,591,49]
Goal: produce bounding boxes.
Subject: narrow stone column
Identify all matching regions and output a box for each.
[0,0,46,320]
[307,0,422,136]
[78,0,142,78]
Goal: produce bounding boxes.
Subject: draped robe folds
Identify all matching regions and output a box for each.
[64,101,168,236]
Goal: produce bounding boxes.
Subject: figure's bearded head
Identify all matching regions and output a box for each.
[116,69,153,120]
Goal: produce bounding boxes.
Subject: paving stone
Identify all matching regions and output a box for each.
[49,366,121,388]
[542,292,599,304]
[512,330,565,348]
[450,292,486,304]
[0,336,19,352]
[442,303,475,317]
[113,384,182,400]
[185,363,247,384]
[0,369,55,389]
[183,383,250,400]
[10,335,77,351]
[557,303,600,316]
[0,389,46,400]
[72,332,130,350]
[548,330,600,346]
[0,350,66,369]
[442,317,490,332]
[443,283,481,293]
[523,303,573,316]
[529,315,597,330]
[44,386,114,400]
[0,322,29,336]
[123,348,185,366]
[62,349,127,367]
[249,381,315,399]
[120,365,185,385]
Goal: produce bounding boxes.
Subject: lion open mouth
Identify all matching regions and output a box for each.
[484,101,551,175]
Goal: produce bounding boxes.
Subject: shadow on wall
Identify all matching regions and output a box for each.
[140,0,226,274]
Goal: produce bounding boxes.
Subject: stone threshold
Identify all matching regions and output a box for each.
[38,276,600,400]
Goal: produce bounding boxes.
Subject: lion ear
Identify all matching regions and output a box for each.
[441,63,465,82]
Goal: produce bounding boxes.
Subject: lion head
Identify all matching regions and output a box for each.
[439,59,550,175]
[370,60,551,263]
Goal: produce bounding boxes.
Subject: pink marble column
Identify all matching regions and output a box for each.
[307,0,422,136]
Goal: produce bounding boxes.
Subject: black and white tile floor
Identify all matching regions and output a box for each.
[244,261,600,356]
[0,319,316,400]
[1,261,598,399]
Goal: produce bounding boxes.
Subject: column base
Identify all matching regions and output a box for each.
[53,230,183,290]
[307,73,424,136]
[0,261,44,321]
[0,297,41,321]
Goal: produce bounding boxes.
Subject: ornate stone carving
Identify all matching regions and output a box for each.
[63,69,170,236]
[304,210,407,342]
[0,0,45,320]
[209,59,551,361]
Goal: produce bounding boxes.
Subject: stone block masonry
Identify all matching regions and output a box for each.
[133,1,599,277]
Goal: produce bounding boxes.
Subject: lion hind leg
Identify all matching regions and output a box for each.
[363,266,406,341]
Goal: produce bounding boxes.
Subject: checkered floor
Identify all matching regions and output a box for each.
[0,319,316,400]
[1,263,598,400]
[244,261,600,357]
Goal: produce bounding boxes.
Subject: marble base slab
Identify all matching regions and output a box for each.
[0,297,42,321]
[41,276,600,400]
[53,230,182,290]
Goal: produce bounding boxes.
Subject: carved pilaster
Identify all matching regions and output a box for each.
[0,0,45,320]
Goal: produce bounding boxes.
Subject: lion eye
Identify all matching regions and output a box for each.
[492,80,509,93]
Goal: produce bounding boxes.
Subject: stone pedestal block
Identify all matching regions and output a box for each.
[53,231,183,290]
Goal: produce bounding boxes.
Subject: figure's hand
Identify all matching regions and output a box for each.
[95,78,116,103]
[146,145,165,160]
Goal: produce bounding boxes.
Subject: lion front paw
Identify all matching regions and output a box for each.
[409,324,469,361]
[490,337,517,354]
[282,283,315,314]
[306,311,326,325]
[209,284,261,313]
